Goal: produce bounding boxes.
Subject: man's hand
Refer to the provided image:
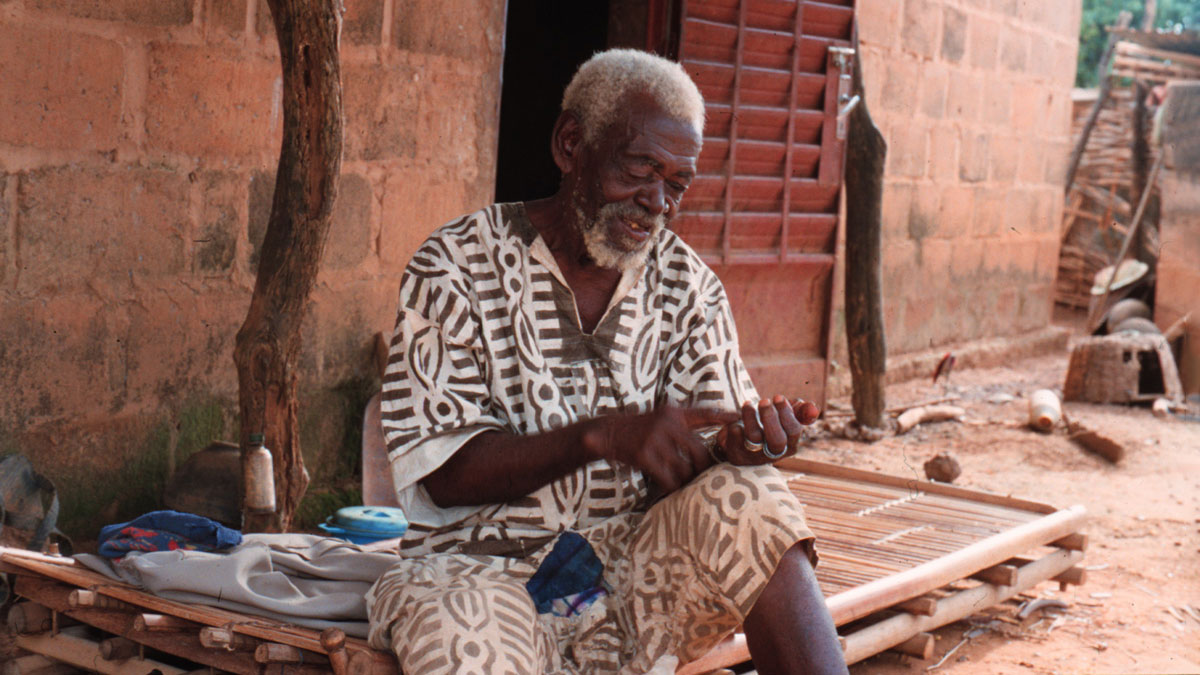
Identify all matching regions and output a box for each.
[581,406,739,495]
[718,396,820,465]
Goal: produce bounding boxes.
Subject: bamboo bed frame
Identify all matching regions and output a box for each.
[1,459,1087,673]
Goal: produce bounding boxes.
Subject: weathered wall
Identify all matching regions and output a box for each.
[1157,81,1200,394]
[854,0,1081,355]
[0,0,504,537]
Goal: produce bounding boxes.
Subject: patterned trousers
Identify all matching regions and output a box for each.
[366,463,815,674]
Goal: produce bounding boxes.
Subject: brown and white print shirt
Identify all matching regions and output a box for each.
[381,203,758,542]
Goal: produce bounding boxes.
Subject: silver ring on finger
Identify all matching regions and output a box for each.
[762,442,787,460]
[742,436,764,452]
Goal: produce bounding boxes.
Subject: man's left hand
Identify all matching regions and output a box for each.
[717,396,820,465]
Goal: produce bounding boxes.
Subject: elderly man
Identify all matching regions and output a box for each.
[367,49,846,674]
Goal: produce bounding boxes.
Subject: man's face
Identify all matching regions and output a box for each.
[570,98,701,271]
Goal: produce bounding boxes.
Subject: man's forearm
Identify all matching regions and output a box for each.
[420,422,599,508]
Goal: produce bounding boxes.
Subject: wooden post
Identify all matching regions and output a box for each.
[843,42,887,429]
[1064,12,1132,196]
[234,0,345,532]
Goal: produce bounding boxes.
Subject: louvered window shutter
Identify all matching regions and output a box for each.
[673,0,855,266]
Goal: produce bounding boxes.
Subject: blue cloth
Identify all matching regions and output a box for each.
[525,531,607,617]
[97,510,242,559]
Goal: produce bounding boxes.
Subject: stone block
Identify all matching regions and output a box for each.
[1011,83,1048,137]
[380,167,475,271]
[999,27,1029,73]
[882,58,920,114]
[991,0,1019,17]
[902,0,940,59]
[919,62,948,119]
[28,0,193,25]
[907,186,940,242]
[881,181,915,242]
[325,173,376,270]
[1018,138,1045,184]
[969,16,1000,70]
[344,0,386,46]
[928,123,959,183]
[195,171,241,274]
[342,62,419,161]
[1028,33,1056,82]
[990,134,1020,183]
[937,185,976,237]
[920,238,953,286]
[1033,235,1062,282]
[973,188,1005,238]
[958,129,989,183]
[856,1,901,50]
[203,0,246,40]
[393,0,504,61]
[942,5,967,63]
[946,71,981,122]
[982,81,1013,126]
[951,238,985,279]
[17,166,188,293]
[1002,189,1037,236]
[145,43,281,160]
[886,120,929,179]
[0,23,122,151]
[0,174,8,286]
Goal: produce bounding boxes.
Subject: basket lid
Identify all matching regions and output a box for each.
[330,506,408,536]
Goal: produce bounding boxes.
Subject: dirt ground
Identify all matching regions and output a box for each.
[808,351,1200,675]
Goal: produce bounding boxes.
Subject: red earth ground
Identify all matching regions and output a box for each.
[805,351,1200,675]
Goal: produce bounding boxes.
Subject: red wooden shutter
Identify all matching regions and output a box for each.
[670,0,856,406]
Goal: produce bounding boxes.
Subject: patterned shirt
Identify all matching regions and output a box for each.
[381,203,758,529]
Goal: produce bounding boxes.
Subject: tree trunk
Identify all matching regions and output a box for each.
[234,0,343,532]
[843,46,887,430]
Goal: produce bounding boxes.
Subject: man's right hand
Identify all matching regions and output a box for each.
[580,406,740,495]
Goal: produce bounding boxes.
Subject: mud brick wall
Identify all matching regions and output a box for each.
[1157,82,1200,394]
[0,0,504,536]
[855,0,1081,355]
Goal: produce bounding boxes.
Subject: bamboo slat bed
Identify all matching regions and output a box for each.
[1,459,1087,673]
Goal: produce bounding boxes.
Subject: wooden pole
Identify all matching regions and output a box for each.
[843,40,887,429]
[1064,12,1133,195]
[840,548,1083,665]
[235,0,345,532]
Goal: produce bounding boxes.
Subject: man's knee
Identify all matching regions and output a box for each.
[369,558,543,674]
[659,463,812,578]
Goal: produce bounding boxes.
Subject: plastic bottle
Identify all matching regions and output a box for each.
[244,433,277,514]
[1028,390,1061,433]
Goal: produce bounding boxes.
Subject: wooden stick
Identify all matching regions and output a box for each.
[200,626,259,652]
[971,564,1020,587]
[135,613,194,632]
[825,505,1087,625]
[840,548,1082,665]
[15,626,187,675]
[321,628,350,675]
[1087,151,1166,333]
[7,601,54,635]
[256,643,307,664]
[895,596,938,616]
[1162,312,1190,341]
[100,636,141,660]
[70,589,137,612]
[889,632,935,659]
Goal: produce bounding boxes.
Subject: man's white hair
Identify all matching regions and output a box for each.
[562,48,705,146]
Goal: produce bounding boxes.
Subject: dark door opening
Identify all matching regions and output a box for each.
[495,1,616,204]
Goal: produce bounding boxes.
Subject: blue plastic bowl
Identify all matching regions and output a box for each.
[318,506,408,544]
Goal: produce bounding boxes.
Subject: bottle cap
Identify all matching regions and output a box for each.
[248,432,264,445]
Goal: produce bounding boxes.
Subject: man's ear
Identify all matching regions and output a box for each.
[551,111,585,175]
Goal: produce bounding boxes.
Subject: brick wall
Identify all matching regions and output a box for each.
[854,0,1081,355]
[0,0,504,535]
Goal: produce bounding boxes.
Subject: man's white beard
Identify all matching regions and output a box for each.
[574,201,665,273]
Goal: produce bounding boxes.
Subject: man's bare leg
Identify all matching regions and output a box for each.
[743,544,849,674]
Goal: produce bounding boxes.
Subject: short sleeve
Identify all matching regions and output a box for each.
[381,236,506,528]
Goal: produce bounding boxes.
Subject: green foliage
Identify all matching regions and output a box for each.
[294,484,363,532]
[1077,0,1200,87]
